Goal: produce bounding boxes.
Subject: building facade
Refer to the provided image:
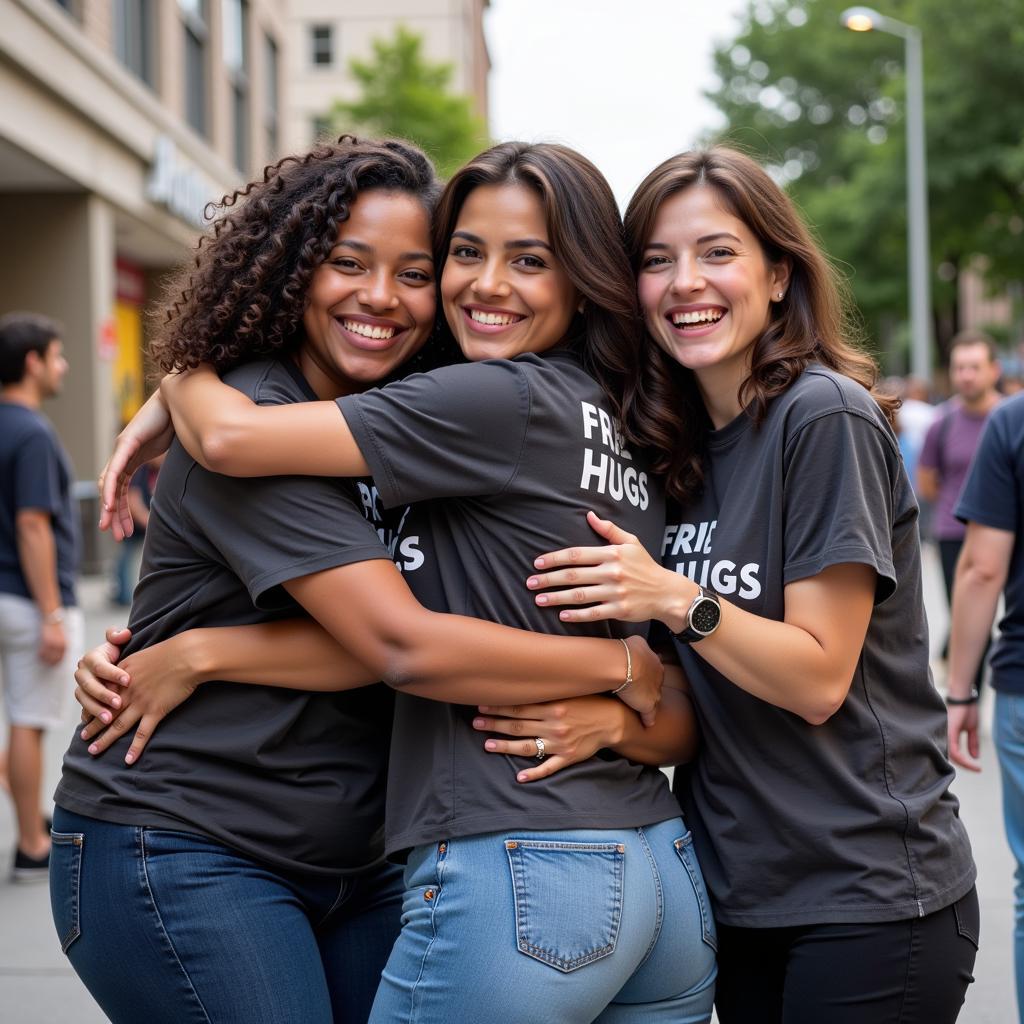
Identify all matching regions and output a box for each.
[0,0,286,500]
[285,0,489,151]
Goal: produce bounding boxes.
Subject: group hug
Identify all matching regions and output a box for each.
[53,135,977,1023]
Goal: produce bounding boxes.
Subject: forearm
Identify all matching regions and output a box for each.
[161,367,366,477]
[656,569,859,724]
[16,519,62,615]
[609,688,698,766]
[948,566,1003,698]
[178,619,378,691]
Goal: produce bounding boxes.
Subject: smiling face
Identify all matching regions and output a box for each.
[637,184,789,416]
[300,190,436,397]
[440,183,580,361]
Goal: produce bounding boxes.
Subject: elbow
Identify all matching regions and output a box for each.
[799,680,850,726]
[196,425,241,474]
[960,559,1007,592]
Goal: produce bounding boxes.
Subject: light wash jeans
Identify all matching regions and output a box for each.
[996,691,1024,1024]
[370,817,717,1024]
[50,807,403,1024]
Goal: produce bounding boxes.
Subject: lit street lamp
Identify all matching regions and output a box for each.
[841,6,932,380]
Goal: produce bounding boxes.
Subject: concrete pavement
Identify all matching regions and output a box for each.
[0,546,1017,1022]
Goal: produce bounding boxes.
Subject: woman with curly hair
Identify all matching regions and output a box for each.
[92,141,717,1023]
[484,146,979,1022]
[52,137,673,1024]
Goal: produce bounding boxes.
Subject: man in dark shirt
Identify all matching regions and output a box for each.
[0,312,82,881]
[948,392,1024,1021]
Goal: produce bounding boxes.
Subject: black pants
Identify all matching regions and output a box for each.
[714,887,979,1024]
[938,537,990,691]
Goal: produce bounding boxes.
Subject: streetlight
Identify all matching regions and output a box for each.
[841,6,932,380]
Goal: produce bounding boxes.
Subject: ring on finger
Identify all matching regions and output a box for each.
[534,737,546,761]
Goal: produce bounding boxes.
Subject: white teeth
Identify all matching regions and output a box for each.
[343,319,396,340]
[671,309,725,326]
[469,309,520,326]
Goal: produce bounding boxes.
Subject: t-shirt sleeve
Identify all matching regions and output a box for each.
[782,410,898,603]
[13,430,62,516]
[337,360,530,508]
[955,412,1018,532]
[181,467,391,608]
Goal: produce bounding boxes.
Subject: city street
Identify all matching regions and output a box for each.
[0,546,1016,1023]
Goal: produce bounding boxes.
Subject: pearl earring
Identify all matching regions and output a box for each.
[776,292,784,300]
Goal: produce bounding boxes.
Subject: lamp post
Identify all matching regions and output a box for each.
[841,6,932,380]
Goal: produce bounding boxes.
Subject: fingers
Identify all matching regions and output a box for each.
[86,707,140,756]
[640,707,658,728]
[124,715,158,765]
[80,715,107,742]
[104,625,132,648]
[81,652,129,690]
[471,714,540,737]
[532,545,615,572]
[513,755,571,783]
[482,737,545,757]
[527,566,613,593]
[532,585,616,611]
[477,704,548,718]
[75,686,114,725]
[586,510,640,546]
[555,601,619,624]
[947,729,982,773]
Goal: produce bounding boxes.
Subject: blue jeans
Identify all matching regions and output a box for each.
[370,818,717,1023]
[997,691,1024,1024]
[49,807,402,1024]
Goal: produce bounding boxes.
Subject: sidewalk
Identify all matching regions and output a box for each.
[0,551,1017,1022]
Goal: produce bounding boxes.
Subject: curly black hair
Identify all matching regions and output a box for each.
[150,136,442,374]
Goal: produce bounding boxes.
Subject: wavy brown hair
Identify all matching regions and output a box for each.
[623,146,897,504]
[431,142,643,424]
[150,136,441,374]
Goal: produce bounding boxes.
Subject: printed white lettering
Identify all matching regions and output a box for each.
[581,402,600,441]
[637,473,648,510]
[399,537,425,573]
[739,563,762,599]
[704,520,717,555]
[672,524,697,556]
[598,408,615,451]
[580,447,608,492]
[662,524,679,557]
[710,559,737,594]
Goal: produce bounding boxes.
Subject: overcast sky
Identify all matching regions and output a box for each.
[486,0,750,207]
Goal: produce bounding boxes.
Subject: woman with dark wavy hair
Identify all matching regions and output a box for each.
[53,137,676,1024]
[499,146,979,1022]
[95,141,716,1023]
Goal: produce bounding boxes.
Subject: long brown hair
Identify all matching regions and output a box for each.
[623,146,897,504]
[431,141,642,424]
[150,136,441,374]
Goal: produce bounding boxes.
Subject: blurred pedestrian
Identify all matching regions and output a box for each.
[918,330,1001,680]
[897,374,937,487]
[0,312,83,881]
[947,390,1024,1024]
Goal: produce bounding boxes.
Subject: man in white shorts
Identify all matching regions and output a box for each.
[0,313,82,881]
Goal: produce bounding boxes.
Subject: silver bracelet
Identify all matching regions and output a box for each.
[611,638,633,695]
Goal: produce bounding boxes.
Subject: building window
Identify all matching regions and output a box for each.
[114,0,154,87]
[264,34,280,160]
[223,0,249,171]
[310,24,333,67]
[179,0,209,138]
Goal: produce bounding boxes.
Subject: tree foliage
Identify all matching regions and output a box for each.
[327,26,489,179]
[706,0,1024,366]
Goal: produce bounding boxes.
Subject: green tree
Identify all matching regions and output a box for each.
[706,0,1024,367]
[326,26,488,178]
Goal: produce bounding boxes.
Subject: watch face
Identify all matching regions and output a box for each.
[690,597,721,635]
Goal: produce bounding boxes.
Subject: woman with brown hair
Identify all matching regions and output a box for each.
[89,142,717,1022]
[493,146,979,1022]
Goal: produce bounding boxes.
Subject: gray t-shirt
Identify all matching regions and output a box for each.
[56,359,395,877]
[340,349,682,855]
[667,366,975,927]
[0,402,80,606]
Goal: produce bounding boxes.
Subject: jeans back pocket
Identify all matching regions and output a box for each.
[673,832,717,952]
[505,838,625,973]
[49,831,84,954]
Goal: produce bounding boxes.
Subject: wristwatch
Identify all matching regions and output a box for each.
[674,587,722,643]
